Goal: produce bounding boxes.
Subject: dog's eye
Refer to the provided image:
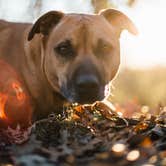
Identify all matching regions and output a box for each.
[100,42,112,53]
[95,39,113,57]
[55,40,75,58]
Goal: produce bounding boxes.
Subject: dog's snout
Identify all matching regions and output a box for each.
[72,74,104,104]
[64,62,105,104]
[75,75,99,91]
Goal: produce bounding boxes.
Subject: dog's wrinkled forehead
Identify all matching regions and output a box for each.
[48,14,117,47]
[28,9,137,41]
[62,13,109,25]
[55,13,115,32]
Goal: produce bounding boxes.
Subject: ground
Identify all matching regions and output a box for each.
[0,101,166,166]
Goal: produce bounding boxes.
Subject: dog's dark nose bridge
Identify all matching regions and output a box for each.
[73,59,101,92]
[67,59,105,104]
[76,58,98,74]
[75,74,99,90]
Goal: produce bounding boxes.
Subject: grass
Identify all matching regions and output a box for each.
[110,67,166,108]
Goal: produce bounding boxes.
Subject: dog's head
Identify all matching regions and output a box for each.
[28,9,137,104]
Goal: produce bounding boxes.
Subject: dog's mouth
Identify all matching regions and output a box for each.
[61,86,105,104]
[60,75,105,104]
[74,89,104,104]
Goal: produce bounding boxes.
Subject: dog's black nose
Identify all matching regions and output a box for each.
[75,75,99,92]
[73,74,104,103]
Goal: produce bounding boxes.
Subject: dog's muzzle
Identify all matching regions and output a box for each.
[73,73,104,103]
[61,63,105,104]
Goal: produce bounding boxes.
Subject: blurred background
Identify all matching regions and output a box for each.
[0,0,166,108]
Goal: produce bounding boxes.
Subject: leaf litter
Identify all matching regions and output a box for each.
[0,100,166,166]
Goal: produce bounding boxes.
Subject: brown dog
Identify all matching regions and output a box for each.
[0,9,137,119]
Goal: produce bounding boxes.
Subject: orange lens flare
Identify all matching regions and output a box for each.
[12,82,25,101]
[0,59,32,128]
[0,93,8,119]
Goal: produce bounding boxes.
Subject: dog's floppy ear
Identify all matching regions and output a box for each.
[28,11,64,41]
[99,9,138,37]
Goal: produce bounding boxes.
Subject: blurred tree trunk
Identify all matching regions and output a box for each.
[34,0,42,17]
[127,0,137,7]
[27,0,42,21]
[91,0,112,14]
[91,0,138,13]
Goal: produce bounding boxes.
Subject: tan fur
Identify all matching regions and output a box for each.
[0,9,137,119]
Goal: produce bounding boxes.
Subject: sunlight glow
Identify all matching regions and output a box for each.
[119,0,166,68]
[112,143,126,153]
[0,0,165,68]
[126,150,140,161]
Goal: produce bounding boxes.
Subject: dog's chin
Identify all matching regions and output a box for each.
[61,91,104,104]
[60,85,105,104]
[74,95,104,104]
